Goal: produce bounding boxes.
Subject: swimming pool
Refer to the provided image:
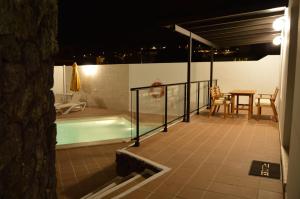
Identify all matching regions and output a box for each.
[56,117,154,146]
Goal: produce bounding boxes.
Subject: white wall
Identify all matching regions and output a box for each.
[128,62,211,115]
[53,56,281,112]
[129,62,210,88]
[128,56,281,113]
[286,0,300,198]
[53,64,130,111]
[279,8,291,149]
[195,56,281,104]
[53,66,64,94]
[209,55,280,95]
[129,56,281,104]
[129,63,187,88]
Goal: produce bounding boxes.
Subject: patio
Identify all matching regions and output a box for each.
[125,109,282,199]
[56,108,282,199]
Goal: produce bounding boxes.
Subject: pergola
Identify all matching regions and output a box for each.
[169,7,286,122]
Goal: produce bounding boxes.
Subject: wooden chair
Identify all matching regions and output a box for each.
[255,88,279,122]
[209,86,232,118]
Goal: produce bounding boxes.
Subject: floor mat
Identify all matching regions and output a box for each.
[249,160,281,179]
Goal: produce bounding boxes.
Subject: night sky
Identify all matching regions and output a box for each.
[57,0,288,63]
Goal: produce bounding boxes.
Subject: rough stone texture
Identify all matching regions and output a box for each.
[0,1,58,198]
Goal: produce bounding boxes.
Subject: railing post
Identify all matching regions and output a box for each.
[164,86,168,132]
[197,81,200,115]
[183,83,187,122]
[186,33,192,122]
[207,81,211,109]
[134,90,140,147]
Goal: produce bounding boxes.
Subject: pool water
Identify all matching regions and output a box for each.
[56,117,154,145]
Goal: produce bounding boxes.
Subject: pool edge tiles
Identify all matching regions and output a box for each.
[56,138,131,150]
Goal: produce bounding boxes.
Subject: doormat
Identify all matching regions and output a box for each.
[249,160,281,179]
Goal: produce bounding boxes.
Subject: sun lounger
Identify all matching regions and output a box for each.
[55,102,86,114]
[55,93,86,114]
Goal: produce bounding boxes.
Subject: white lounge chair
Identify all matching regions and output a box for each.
[55,93,86,114]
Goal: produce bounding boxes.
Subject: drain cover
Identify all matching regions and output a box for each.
[249,160,281,179]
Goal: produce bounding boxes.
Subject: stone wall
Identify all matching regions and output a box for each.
[0,1,58,198]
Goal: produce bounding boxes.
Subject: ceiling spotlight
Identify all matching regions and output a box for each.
[273,17,285,31]
[273,36,282,46]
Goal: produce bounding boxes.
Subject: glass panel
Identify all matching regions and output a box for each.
[199,81,209,108]
[130,90,137,140]
[167,84,185,123]
[190,82,198,112]
[138,87,165,137]
[130,80,214,141]
[212,79,218,86]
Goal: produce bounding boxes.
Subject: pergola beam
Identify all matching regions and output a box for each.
[187,15,281,32]
[174,25,218,48]
[207,31,281,40]
[196,25,274,36]
[217,38,279,47]
[178,7,285,26]
[212,33,280,42]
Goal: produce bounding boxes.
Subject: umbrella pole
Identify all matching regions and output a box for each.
[63,65,67,103]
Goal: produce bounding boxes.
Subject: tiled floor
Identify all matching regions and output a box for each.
[124,109,282,199]
[56,108,282,199]
[56,143,128,199]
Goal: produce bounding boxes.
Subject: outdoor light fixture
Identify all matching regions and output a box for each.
[273,36,282,46]
[82,65,98,76]
[273,17,285,31]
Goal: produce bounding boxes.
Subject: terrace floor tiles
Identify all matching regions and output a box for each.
[176,187,205,199]
[259,178,283,193]
[125,109,283,199]
[257,190,283,199]
[214,174,260,189]
[123,189,151,199]
[207,182,259,199]
[202,191,244,199]
[56,108,282,199]
[56,142,127,199]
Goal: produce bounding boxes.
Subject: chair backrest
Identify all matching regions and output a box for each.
[271,87,279,101]
[210,85,221,100]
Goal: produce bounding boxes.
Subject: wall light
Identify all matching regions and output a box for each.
[82,65,98,76]
[273,17,285,31]
[273,36,282,46]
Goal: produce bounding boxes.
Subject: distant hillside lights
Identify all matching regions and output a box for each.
[82,65,98,76]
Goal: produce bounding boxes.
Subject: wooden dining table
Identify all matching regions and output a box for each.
[230,90,256,119]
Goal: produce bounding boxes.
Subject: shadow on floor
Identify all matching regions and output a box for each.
[61,163,117,199]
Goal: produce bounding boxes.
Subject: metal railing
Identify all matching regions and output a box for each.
[130,79,217,146]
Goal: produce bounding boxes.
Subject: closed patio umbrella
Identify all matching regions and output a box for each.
[70,62,81,92]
